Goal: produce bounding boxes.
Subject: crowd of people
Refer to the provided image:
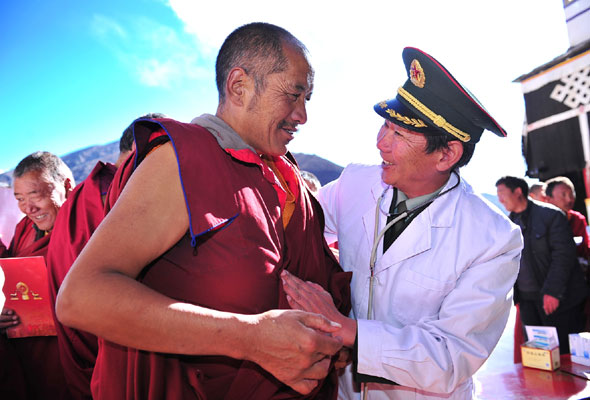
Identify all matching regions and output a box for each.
[496,175,590,361]
[0,21,587,400]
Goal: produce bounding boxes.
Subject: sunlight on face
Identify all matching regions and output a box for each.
[13,170,67,232]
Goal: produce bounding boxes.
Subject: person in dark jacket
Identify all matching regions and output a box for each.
[496,176,588,354]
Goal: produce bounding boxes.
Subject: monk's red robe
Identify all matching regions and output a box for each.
[91,118,352,400]
[0,217,71,399]
[5,218,50,257]
[46,161,116,400]
[0,240,7,257]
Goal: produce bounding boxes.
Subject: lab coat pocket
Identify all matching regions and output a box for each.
[392,268,455,325]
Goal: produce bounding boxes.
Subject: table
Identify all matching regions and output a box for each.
[473,355,590,399]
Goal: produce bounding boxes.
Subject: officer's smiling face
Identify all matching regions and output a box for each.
[376,120,441,196]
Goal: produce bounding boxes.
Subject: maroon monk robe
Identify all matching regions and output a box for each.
[6,217,51,257]
[0,216,72,400]
[91,118,351,400]
[0,240,7,257]
[46,161,116,400]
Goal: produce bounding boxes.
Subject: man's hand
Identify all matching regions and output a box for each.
[334,347,352,370]
[281,270,357,347]
[245,309,342,394]
[0,308,19,333]
[543,294,559,315]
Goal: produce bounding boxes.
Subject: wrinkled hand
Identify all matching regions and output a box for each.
[543,294,559,315]
[334,347,352,370]
[281,270,356,347]
[247,309,343,395]
[0,308,20,333]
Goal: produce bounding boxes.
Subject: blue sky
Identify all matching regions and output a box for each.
[1,0,217,174]
[1,0,572,194]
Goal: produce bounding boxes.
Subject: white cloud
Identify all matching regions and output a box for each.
[91,14,127,41]
[166,0,571,193]
[90,13,210,88]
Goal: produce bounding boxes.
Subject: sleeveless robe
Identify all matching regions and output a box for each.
[91,118,351,400]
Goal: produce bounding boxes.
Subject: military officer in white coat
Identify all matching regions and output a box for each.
[282,47,523,399]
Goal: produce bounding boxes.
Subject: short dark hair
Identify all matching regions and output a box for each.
[14,151,74,186]
[120,112,167,152]
[215,22,308,103]
[119,126,135,153]
[496,176,528,197]
[545,176,576,198]
[424,134,475,170]
[529,182,546,197]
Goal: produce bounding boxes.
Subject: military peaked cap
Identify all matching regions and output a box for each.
[374,47,506,143]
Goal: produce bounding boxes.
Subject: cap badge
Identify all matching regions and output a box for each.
[409,59,425,88]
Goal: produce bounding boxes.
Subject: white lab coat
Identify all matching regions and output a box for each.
[318,164,522,400]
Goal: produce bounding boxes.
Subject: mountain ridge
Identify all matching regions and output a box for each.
[0,141,344,188]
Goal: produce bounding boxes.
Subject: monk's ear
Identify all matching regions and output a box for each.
[225,67,253,107]
[435,140,463,173]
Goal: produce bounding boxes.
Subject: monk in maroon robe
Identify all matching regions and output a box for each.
[45,119,141,399]
[45,161,116,399]
[0,151,74,400]
[57,23,351,400]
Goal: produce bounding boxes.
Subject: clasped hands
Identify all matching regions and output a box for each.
[280,270,356,367]
[252,271,357,395]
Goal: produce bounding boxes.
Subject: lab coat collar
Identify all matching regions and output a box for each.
[364,171,463,272]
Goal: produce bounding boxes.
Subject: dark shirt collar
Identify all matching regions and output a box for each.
[32,223,47,241]
[510,200,531,230]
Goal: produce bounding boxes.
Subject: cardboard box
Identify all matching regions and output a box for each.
[569,333,590,366]
[521,341,561,371]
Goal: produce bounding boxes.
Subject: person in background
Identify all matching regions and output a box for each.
[496,176,588,354]
[508,180,550,362]
[545,175,590,331]
[1,151,74,399]
[301,170,321,195]
[529,182,547,202]
[282,47,522,400]
[45,115,163,400]
[545,176,590,259]
[0,184,24,252]
[0,152,74,258]
[56,22,351,400]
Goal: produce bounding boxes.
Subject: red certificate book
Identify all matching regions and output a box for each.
[0,256,57,338]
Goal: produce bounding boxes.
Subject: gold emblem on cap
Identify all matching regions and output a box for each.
[385,109,427,128]
[409,59,425,88]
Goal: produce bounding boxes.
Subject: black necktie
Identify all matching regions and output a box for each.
[391,200,407,237]
[383,197,407,253]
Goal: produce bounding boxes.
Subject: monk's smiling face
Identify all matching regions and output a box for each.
[13,169,68,232]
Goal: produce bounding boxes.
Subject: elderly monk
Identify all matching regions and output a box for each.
[45,114,165,400]
[0,151,74,400]
[0,152,73,258]
[56,22,351,400]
